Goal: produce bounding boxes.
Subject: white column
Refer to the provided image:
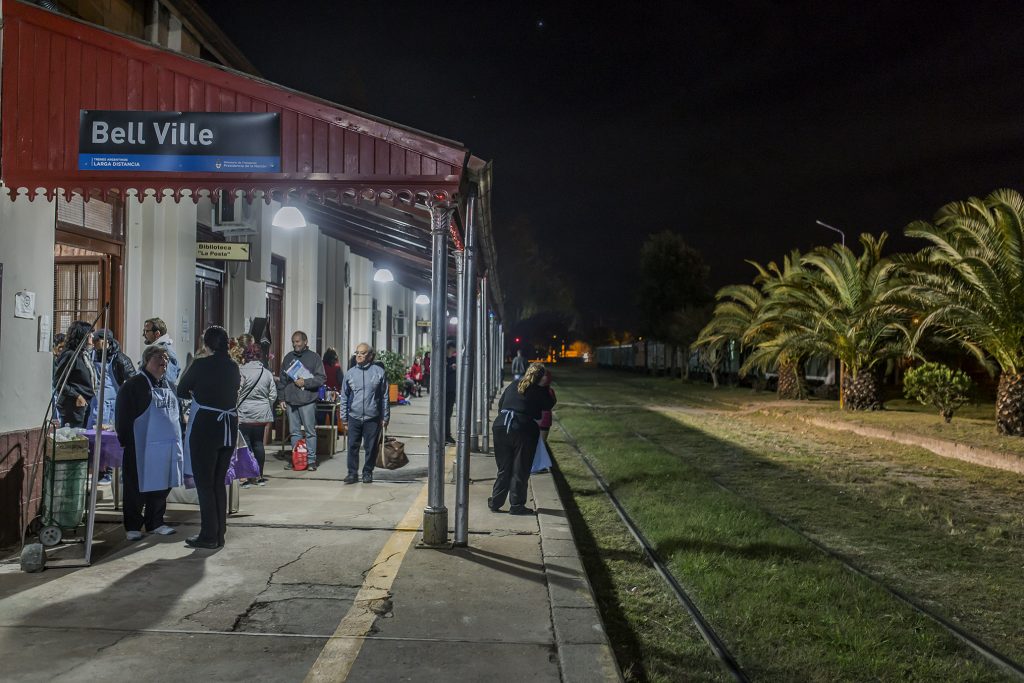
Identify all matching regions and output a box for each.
[0,191,56,433]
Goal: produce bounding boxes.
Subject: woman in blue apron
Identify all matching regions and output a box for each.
[114,345,184,541]
[489,363,556,515]
[177,326,240,550]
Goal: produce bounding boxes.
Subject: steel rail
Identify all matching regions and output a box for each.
[554,417,750,683]
[627,428,1024,682]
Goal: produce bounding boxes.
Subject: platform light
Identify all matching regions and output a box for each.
[449,316,458,325]
[272,205,306,229]
[373,268,394,283]
[415,294,430,305]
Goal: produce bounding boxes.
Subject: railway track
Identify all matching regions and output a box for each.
[554,388,1024,682]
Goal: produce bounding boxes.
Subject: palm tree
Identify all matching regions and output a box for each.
[694,251,810,398]
[743,251,811,400]
[900,188,1024,434]
[749,234,908,410]
[693,284,761,389]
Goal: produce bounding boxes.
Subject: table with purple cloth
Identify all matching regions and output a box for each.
[83,429,124,470]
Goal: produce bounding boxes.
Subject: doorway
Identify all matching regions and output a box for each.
[194,264,225,352]
[53,194,124,341]
[267,255,286,374]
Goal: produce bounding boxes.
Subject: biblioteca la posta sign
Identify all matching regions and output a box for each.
[78,111,281,173]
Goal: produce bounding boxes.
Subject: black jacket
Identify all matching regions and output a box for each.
[115,369,177,454]
[177,352,241,410]
[55,349,95,403]
[277,347,326,406]
[94,341,137,388]
[497,382,556,422]
[445,353,457,397]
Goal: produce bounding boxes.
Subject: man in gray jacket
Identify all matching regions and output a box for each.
[341,343,390,484]
[277,331,327,471]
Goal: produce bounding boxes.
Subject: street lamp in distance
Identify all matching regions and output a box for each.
[815,220,845,247]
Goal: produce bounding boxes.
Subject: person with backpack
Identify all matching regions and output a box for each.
[236,338,277,488]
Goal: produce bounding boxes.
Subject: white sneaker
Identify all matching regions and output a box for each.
[126,530,143,541]
[152,525,176,536]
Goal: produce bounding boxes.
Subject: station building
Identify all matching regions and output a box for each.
[0,0,500,545]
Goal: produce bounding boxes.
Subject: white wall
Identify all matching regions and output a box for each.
[123,196,197,363]
[270,218,318,343]
[347,253,374,352]
[317,234,349,355]
[0,191,56,433]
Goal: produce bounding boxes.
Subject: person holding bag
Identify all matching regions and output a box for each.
[236,338,277,488]
[177,326,240,550]
[489,362,556,515]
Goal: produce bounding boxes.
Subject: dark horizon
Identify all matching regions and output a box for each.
[198,1,1024,330]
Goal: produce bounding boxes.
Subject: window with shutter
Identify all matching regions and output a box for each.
[56,192,121,240]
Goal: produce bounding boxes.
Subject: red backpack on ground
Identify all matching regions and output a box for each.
[291,438,308,471]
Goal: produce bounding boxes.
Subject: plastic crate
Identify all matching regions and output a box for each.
[48,435,90,461]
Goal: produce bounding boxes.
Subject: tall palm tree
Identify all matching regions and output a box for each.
[900,188,1024,434]
[694,251,810,399]
[693,284,760,389]
[749,234,908,410]
[743,251,811,400]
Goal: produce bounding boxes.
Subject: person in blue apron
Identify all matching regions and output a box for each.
[114,345,184,541]
[489,363,556,515]
[177,326,240,550]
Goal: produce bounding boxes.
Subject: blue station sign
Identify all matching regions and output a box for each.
[78,111,281,173]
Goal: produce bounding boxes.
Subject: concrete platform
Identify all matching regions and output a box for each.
[0,392,620,682]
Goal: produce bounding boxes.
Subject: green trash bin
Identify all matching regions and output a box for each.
[43,457,89,530]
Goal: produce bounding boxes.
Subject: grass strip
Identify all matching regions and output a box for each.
[551,371,1011,681]
[548,425,729,682]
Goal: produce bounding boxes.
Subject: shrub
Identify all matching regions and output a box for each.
[903,362,972,423]
[376,350,407,385]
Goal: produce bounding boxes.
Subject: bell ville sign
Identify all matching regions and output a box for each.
[78,111,280,173]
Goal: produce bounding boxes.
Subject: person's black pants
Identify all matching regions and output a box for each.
[490,417,538,509]
[445,392,457,441]
[120,446,170,532]
[240,423,266,477]
[58,399,91,429]
[347,419,381,477]
[190,422,235,545]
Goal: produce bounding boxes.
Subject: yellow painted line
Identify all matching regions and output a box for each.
[304,448,454,682]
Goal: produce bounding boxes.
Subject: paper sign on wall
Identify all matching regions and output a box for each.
[14,290,35,319]
[38,314,51,353]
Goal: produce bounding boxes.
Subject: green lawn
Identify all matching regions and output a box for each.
[550,365,1024,681]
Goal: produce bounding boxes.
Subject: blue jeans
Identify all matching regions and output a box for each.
[287,403,317,465]
[347,419,381,477]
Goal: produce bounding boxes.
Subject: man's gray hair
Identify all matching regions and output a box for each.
[142,344,170,365]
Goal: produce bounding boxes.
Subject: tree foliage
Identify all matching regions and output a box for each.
[637,231,711,342]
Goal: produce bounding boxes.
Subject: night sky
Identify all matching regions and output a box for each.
[199,1,1024,328]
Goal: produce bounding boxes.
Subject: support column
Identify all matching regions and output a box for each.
[472,288,483,451]
[422,204,451,547]
[479,276,490,453]
[454,187,477,547]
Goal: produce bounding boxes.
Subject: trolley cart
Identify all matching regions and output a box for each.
[38,431,91,547]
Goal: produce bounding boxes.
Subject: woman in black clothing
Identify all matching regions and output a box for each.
[489,363,556,515]
[54,321,96,428]
[177,326,240,549]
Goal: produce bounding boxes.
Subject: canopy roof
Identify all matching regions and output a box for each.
[0,0,465,215]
